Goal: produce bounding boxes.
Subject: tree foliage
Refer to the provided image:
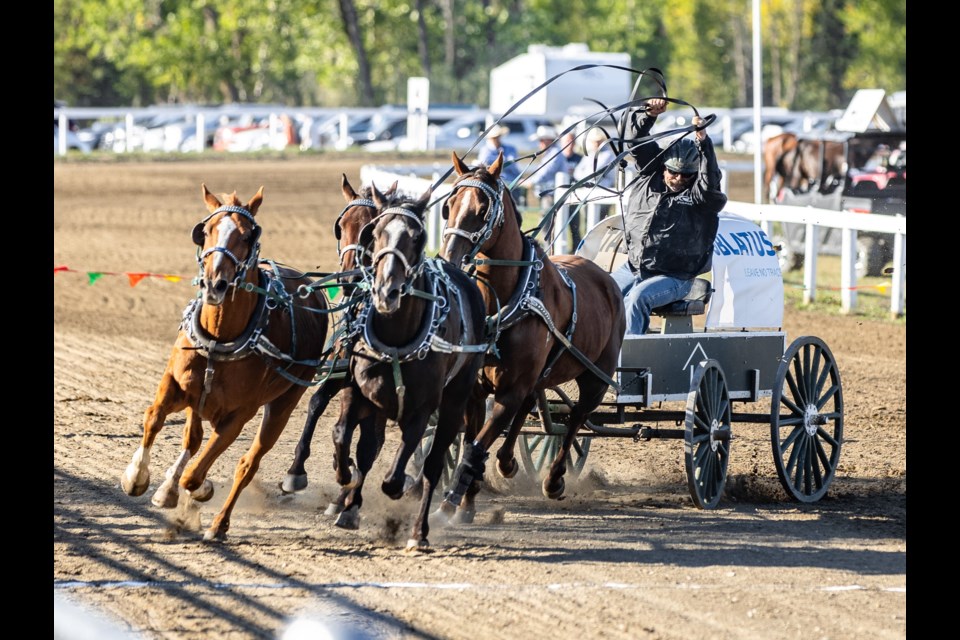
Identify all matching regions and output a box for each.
[54,0,905,112]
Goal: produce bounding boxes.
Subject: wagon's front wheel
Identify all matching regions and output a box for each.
[518,389,591,479]
[409,413,463,495]
[684,359,732,509]
[771,336,844,503]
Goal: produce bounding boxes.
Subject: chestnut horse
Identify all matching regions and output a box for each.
[332,186,487,549]
[436,151,625,521]
[120,185,329,541]
[762,132,798,201]
[280,175,397,518]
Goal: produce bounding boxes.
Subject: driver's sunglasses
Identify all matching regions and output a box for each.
[666,168,695,179]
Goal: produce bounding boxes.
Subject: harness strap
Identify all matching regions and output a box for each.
[522,296,620,393]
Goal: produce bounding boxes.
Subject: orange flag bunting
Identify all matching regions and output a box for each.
[127,273,147,287]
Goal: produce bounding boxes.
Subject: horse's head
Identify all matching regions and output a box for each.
[364,184,431,315]
[335,174,398,283]
[193,184,263,305]
[440,151,509,268]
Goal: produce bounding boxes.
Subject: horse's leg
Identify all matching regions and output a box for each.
[151,406,205,508]
[282,379,342,494]
[438,383,527,515]
[335,412,386,529]
[493,392,539,479]
[382,407,433,500]
[174,404,257,539]
[447,388,487,525]
[121,370,185,497]
[408,399,464,551]
[202,389,304,542]
[543,368,611,499]
[329,386,373,527]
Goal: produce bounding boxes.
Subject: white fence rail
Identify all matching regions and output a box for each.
[360,164,906,318]
[555,187,906,318]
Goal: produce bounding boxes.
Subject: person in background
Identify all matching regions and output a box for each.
[574,127,618,223]
[527,125,568,247]
[560,132,585,248]
[611,97,727,335]
[478,124,524,205]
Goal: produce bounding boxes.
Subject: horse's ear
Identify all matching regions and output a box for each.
[416,188,433,220]
[246,186,264,216]
[202,183,222,213]
[452,152,469,176]
[489,150,504,179]
[385,180,399,197]
[371,183,386,208]
[341,173,358,202]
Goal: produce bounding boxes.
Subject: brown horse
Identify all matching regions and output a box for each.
[120,185,329,541]
[762,132,798,201]
[436,150,625,520]
[280,175,397,512]
[331,185,488,549]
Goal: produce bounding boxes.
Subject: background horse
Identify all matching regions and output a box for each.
[765,134,847,200]
[120,185,329,541]
[281,175,397,515]
[437,150,625,520]
[332,185,487,549]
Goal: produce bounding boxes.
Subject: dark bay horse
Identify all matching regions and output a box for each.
[764,133,847,200]
[332,185,488,549]
[280,175,397,517]
[121,185,329,541]
[436,150,625,520]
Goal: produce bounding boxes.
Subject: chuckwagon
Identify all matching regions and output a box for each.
[507,211,844,508]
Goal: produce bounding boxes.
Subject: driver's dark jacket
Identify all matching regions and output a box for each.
[623,110,727,280]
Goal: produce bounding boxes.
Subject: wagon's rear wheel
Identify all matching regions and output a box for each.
[684,359,732,509]
[519,389,591,479]
[410,412,463,494]
[771,336,843,502]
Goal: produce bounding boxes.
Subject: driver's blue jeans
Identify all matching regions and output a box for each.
[610,263,693,335]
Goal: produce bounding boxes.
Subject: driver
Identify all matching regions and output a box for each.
[611,98,728,335]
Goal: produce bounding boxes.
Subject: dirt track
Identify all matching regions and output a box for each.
[54,156,906,640]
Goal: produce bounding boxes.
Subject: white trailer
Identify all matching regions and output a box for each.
[489,44,632,121]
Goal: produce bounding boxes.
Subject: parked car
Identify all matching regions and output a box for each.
[53,125,92,154]
[774,130,906,277]
[425,112,557,156]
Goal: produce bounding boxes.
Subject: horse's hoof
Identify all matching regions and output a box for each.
[188,480,215,503]
[497,457,519,479]
[120,466,149,497]
[280,473,308,494]
[324,502,343,516]
[543,476,565,500]
[151,481,180,509]
[450,508,476,525]
[202,528,226,543]
[405,538,430,553]
[334,505,360,530]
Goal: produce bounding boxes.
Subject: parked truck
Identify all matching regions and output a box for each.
[489,44,632,122]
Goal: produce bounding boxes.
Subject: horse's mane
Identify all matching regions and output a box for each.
[461,165,523,228]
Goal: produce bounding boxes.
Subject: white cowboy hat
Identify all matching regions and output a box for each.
[485,124,511,139]
[530,125,558,141]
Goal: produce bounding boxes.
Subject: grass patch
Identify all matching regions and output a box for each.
[781,254,905,323]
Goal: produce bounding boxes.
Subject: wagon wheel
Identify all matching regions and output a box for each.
[771,336,843,503]
[409,412,463,494]
[519,389,591,479]
[684,359,732,510]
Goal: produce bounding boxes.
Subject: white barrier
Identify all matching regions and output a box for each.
[556,188,906,317]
